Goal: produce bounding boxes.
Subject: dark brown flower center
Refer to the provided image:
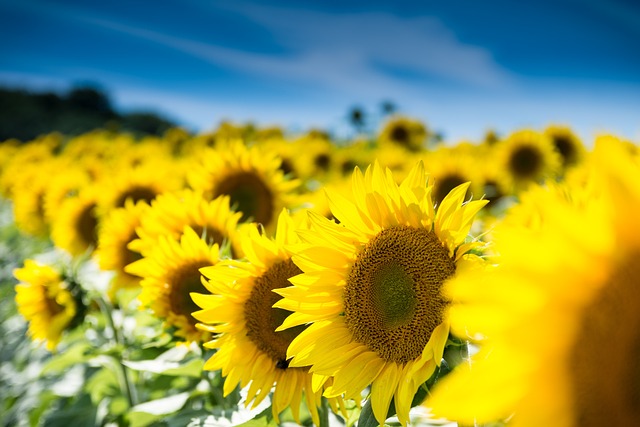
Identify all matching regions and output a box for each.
[508,145,543,180]
[244,259,306,369]
[343,226,455,364]
[115,186,158,207]
[75,202,99,249]
[571,252,640,426]
[213,172,274,227]
[168,261,213,325]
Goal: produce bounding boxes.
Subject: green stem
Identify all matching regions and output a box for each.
[318,396,330,427]
[96,295,137,407]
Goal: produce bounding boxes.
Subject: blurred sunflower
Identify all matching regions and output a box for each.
[275,162,488,425]
[495,129,561,191]
[129,189,243,259]
[126,227,220,343]
[192,210,344,425]
[544,125,586,169]
[423,147,483,206]
[50,187,101,256]
[187,141,299,233]
[96,200,150,297]
[43,163,92,225]
[11,162,57,237]
[427,137,640,427]
[96,159,184,217]
[14,260,79,351]
[378,116,428,152]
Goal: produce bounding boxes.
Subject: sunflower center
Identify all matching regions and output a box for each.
[570,252,640,426]
[390,125,410,145]
[191,225,226,250]
[508,145,542,180]
[115,186,157,207]
[553,136,577,167]
[314,153,331,171]
[244,259,306,369]
[168,261,212,324]
[213,172,274,226]
[434,174,468,205]
[76,202,99,249]
[344,226,455,364]
[279,158,296,177]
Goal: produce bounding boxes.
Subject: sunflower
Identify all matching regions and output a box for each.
[191,210,344,425]
[10,161,57,237]
[14,260,77,351]
[50,187,101,256]
[427,137,640,427]
[187,141,299,233]
[422,147,483,206]
[96,200,150,297]
[43,162,92,226]
[126,227,220,343]
[494,129,561,192]
[544,125,586,169]
[96,159,185,217]
[378,116,428,152]
[275,162,488,425]
[129,189,243,259]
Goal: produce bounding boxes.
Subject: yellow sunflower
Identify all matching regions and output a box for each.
[187,141,299,233]
[544,125,586,170]
[275,162,488,425]
[96,200,150,297]
[422,147,483,206]
[191,210,344,425]
[378,116,428,152]
[96,159,185,217]
[494,129,561,192]
[129,189,243,259]
[14,260,77,351]
[427,137,640,426]
[50,187,101,256]
[126,227,220,343]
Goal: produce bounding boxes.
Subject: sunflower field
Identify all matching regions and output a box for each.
[1,116,638,427]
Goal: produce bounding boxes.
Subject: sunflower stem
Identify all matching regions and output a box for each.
[318,396,330,427]
[95,295,137,408]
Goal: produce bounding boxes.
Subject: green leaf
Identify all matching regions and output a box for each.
[41,341,91,375]
[130,391,190,416]
[42,394,98,427]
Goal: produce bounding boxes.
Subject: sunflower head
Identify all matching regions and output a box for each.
[544,125,586,169]
[127,226,220,343]
[96,199,150,297]
[51,186,101,256]
[275,161,488,425]
[379,116,428,152]
[187,141,300,233]
[191,210,344,425]
[14,260,85,351]
[495,129,562,192]
[129,190,244,259]
[427,136,640,427]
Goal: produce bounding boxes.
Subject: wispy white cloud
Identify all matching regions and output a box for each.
[78,3,516,102]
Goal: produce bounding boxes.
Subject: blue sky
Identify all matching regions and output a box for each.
[1,0,640,142]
